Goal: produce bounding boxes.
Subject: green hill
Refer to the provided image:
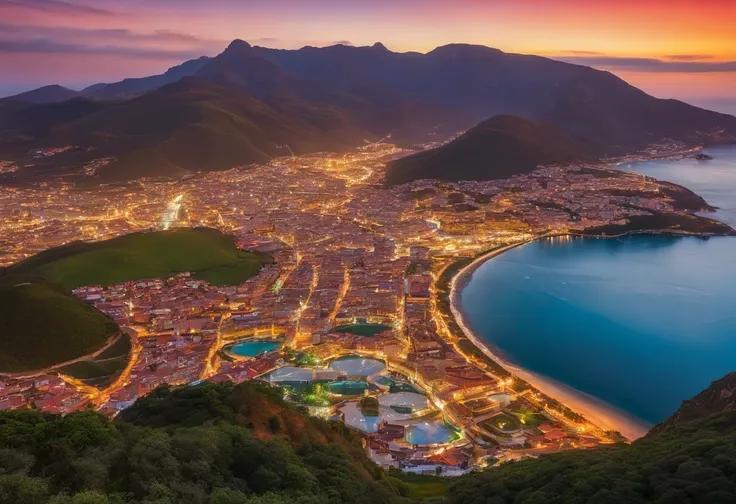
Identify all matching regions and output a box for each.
[385,115,598,186]
[0,276,119,372]
[4,227,271,290]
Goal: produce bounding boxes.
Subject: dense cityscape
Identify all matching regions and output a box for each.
[0,139,720,473]
[2,0,736,500]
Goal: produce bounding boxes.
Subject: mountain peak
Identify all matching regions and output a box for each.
[371,42,389,52]
[224,39,253,53]
[428,43,504,58]
[4,84,81,103]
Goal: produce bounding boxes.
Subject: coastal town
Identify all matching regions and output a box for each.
[0,141,724,472]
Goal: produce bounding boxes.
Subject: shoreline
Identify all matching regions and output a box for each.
[447,233,671,440]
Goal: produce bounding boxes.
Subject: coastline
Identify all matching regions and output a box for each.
[447,234,657,440]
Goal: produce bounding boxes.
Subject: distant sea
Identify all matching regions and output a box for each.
[460,146,736,428]
[618,144,736,227]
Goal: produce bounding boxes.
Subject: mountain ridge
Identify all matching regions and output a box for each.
[446,373,736,503]
[4,84,82,104]
[385,114,599,185]
[1,40,735,182]
[648,371,736,437]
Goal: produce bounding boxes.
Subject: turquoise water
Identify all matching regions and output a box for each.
[404,421,458,445]
[460,235,736,424]
[327,380,369,395]
[227,340,281,357]
[373,375,424,394]
[374,376,394,387]
[617,145,736,226]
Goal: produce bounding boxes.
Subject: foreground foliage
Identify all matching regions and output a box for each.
[3,374,736,504]
[446,410,736,504]
[0,382,410,504]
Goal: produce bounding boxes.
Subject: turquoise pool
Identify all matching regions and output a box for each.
[404,421,459,446]
[328,380,370,395]
[374,376,394,387]
[226,340,281,357]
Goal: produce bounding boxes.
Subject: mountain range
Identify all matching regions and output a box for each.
[2,40,736,183]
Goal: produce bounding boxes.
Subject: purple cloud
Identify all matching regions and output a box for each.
[0,0,113,16]
[556,55,736,73]
[0,39,210,60]
[665,54,714,61]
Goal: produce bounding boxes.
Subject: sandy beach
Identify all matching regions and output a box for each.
[449,237,652,440]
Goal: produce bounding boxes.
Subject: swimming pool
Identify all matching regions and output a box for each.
[225,340,281,357]
[379,392,429,413]
[339,392,430,432]
[264,366,313,384]
[328,380,370,395]
[329,356,385,376]
[404,420,460,446]
[373,375,424,394]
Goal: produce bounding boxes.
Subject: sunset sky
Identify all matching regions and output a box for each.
[2,0,735,113]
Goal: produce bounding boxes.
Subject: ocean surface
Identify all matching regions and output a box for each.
[460,235,736,425]
[460,146,736,427]
[617,144,736,226]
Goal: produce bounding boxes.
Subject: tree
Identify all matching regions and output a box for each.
[358,396,380,417]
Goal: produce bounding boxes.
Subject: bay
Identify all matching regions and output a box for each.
[460,235,736,426]
[617,144,736,226]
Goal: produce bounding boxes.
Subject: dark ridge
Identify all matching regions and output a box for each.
[648,371,736,437]
[385,114,598,185]
[81,56,212,101]
[446,373,736,503]
[2,40,736,182]
[3,85,81,104]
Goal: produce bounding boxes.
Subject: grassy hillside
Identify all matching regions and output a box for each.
[0,382,414,504]
[56,333,132,385]
[5,227,270,289]
[0,276,119,372]
[385,115,597,185]
[446,373,736,504]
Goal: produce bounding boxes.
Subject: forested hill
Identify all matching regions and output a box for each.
[0,382,416,504]
[445,375,736,504]
[648,371,736,437]
[2,374,736,503]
